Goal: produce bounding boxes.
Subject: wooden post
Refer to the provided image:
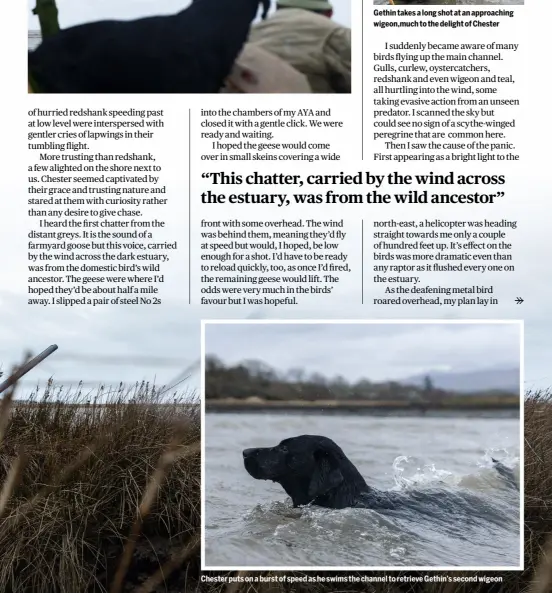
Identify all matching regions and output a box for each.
[32,0,60,38]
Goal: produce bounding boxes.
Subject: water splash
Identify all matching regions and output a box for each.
[458,448,520,491]
[392,455,454,489]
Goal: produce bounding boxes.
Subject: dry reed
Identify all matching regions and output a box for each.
[0,379,201,593]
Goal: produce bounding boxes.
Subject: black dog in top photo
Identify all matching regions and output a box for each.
[243,434,519,514]
[28,0,270,93]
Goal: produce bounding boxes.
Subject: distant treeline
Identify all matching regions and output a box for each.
[204,357,517,402]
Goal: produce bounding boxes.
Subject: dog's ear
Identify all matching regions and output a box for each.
[308,449,344,500]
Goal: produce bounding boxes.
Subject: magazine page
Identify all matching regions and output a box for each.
[0,0,547,590]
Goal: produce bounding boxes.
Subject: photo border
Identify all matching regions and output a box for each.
[200,318,524,572]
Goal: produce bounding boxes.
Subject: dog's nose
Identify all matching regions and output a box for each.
[243,448,257,458]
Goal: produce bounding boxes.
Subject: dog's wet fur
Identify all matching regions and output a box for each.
[29,0,270,93]
[243,435,519,512]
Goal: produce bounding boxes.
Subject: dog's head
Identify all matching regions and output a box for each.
[243,435,368,508]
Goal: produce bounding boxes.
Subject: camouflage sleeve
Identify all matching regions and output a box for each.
[323,26,351,93]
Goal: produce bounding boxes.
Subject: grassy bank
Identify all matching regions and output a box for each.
[0,381,549,592]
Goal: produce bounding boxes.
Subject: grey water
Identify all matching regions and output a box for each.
[204,412,520,567]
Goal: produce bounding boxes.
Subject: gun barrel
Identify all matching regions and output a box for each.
[0,345,59,394]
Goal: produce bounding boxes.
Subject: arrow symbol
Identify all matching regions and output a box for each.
[515,297,524,304]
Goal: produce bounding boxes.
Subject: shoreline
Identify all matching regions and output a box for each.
[205,398,520,415]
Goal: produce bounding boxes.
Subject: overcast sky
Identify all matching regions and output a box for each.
[0,293,202,397]
[0,300,533,399]
[205,322,521,384]
[27,0,351,29]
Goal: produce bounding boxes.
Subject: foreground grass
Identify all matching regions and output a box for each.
[0,381,550,592]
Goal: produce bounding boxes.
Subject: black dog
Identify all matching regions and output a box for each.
[29,0,270,93]
[244,435,398,509]
[243,435,519,511]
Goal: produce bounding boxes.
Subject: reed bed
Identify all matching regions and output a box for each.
[0,373,550,592]
[0,378,201,592]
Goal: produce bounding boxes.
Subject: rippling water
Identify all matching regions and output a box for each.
[373,1,523,5]
[204,412,520,568]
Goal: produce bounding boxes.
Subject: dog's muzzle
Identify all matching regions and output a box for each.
[243,448,265,479]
